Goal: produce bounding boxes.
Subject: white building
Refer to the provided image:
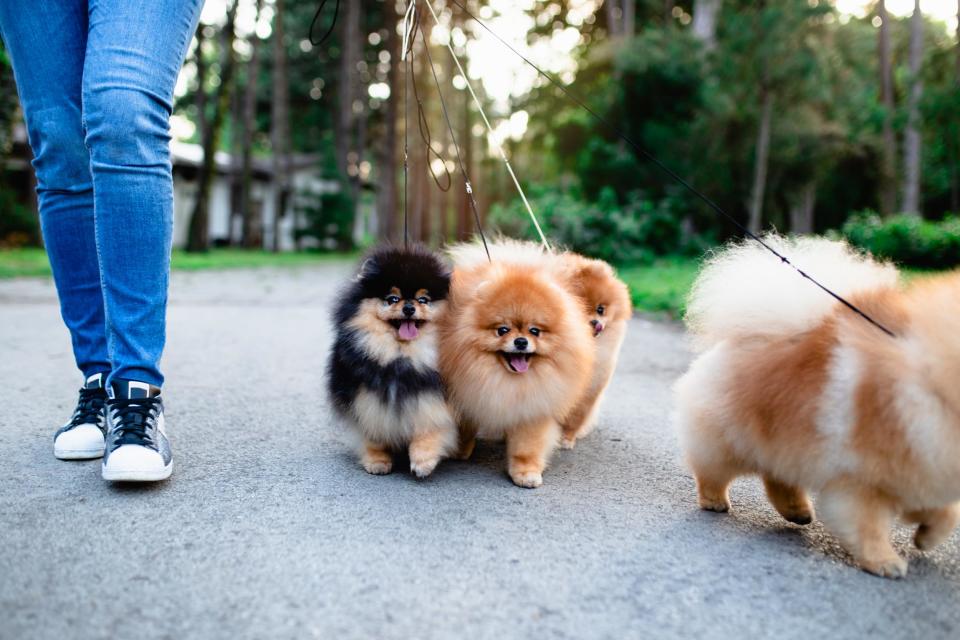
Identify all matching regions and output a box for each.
[170,141,338,251]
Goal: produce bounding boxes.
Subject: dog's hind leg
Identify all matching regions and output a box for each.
[819,482,907,578]
[763,476,815,525]
[361,439,394,475]
[906,503,960,551]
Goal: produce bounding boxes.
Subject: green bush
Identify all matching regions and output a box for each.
[488,187,708,265]
[841,211,960,270]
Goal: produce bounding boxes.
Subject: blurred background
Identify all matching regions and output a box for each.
[1,0,958,313]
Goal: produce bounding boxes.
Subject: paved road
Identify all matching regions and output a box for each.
[1,264,959,640]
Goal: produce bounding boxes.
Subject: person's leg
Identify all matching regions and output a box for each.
[81,0,203,389]
[82,0,202,481]
[0,1,111,379]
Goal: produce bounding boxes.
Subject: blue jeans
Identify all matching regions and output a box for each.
[0,0,204,388]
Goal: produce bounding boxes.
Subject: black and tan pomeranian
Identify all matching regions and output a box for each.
[327,245,457,477]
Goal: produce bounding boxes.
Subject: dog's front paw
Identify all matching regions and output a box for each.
[410,455,439,478]
[510,470,543,489]
[362,459,393,475]
[860,554,908,579]
[698,496,730,513]
[559,436,576,450]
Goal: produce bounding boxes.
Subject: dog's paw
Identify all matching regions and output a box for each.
[410,456,439,478]
[559,436,576,450]
[362,459,393,475]
[860,555,908,579]
[453,438,476,460]
[698,496,730,513]
[510,470,543,489]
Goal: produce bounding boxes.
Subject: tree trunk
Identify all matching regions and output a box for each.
[878,0,898,216]
[605,0,622,38]
[747,88,773,234]
[270,0,291,252]
[337,0,362,247]
[186,2,239,253]
[195,24,208,138]
[789,181,817,234]
[377,7,401,242]
[240,0,265,249]
[692,0,722,52]
[900,0,923,216]
[623,0,635,39]
[665,0,675,24]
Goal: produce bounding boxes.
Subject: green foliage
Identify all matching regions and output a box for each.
[489,186,711,265]
[842,211,960,269]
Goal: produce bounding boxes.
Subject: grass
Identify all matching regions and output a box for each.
[0,247,359,279]
[617,257,701,319]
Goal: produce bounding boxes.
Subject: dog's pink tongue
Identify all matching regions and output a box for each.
[509,355,529,373]
[398,320,419,340]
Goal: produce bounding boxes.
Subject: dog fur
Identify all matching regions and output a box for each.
[676,234,960,577]
[438,255,594,488]
[327,245,457,477]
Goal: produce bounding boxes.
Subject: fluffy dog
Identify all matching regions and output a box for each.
[327,245,457,477]
[447,240,631,450]
[557,254,631,449]
[676,234,960,577]
[439,255,594,488]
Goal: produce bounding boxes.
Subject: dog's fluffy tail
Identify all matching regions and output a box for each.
[685,235,898,349]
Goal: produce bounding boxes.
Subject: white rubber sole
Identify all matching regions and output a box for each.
[54,446,104,460]
[101,462,173,482]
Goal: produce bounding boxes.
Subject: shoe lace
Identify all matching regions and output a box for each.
[108,397,162,450]
[70,388,106,427]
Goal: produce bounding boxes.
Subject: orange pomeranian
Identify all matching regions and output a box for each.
[439,256,594,488]
[676,234,960,578]
[556,254,631,449]
[447,240,631,451]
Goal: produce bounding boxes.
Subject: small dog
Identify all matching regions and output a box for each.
[327,245,457,477]
[676,234,960,578]
[557,254,631,449]
[447,240,631,450]
[439,255,594,488]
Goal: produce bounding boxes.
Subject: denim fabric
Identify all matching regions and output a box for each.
[0,0,204,387]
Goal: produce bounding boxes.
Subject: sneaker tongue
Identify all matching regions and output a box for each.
[111,379,161,400]
[84,373,106,390]
[509,354,530,373]
[398,320,419,340]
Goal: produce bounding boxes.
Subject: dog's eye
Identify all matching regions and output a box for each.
[529,327,541,337]
[496,326,510,337]
[385,295,401,305]
[417,296,430,305]
[596,305,605,316]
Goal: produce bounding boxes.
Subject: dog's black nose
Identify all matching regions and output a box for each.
[514,337,528,350]
[402,304,416,317]
[590,319,599,327]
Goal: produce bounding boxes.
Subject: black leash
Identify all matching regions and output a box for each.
[308,0,339,46]
[417,18,491,262]
[447,0,895,338]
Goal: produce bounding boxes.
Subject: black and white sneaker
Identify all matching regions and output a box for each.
[54,373,108,460]
[101,379,172,482]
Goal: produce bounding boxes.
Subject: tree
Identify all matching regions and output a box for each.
[271,0,292,252]
[900,0,923,216]
[877,0,898,216]
[186,1,239,253]
[240,0,266,249]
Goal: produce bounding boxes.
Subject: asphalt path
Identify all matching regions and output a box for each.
[1,264,958,639]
